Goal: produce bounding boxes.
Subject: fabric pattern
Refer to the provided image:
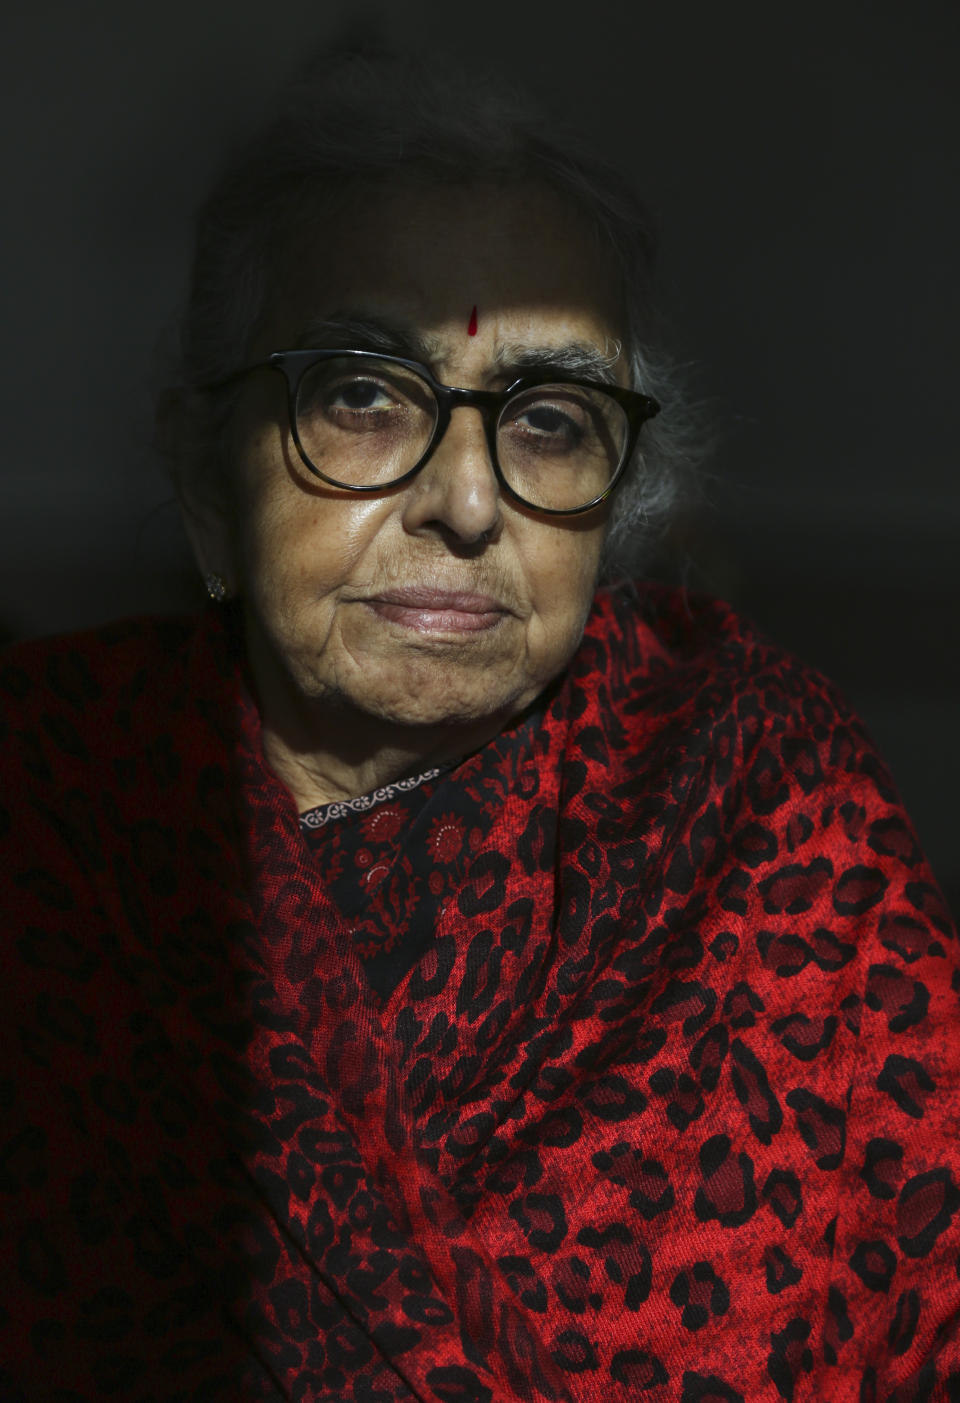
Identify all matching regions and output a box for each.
[0,584,958,1402]
[299,735,538,1001]
[300,766,447,832]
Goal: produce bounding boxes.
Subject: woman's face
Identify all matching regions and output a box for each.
[195,182,629,748]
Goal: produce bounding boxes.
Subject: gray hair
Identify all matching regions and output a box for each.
[165,43,701,578]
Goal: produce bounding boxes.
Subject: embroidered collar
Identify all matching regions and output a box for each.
[298,764,448,830]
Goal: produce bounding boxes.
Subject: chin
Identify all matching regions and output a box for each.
[349,686,517,735]
[333,657,530,735]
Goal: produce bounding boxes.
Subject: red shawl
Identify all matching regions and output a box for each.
[1,583,957,1402]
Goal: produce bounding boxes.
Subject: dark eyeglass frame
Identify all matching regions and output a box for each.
[216,348,661,516]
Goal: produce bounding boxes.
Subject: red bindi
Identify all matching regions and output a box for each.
[467,305,478,336]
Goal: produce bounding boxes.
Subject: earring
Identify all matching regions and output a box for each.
[204,572,228,603]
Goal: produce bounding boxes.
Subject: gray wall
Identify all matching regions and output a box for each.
[2,1,957,910]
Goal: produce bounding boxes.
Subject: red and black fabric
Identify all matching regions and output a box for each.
[298,714,550,1002]
[1,583,958,1403]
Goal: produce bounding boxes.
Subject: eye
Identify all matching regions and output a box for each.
[293,356,439,481]
[516,403,583,440]
[298,369,412,434]
[296,357,436,435]
[501,389,593,453]
[324,375,397,413]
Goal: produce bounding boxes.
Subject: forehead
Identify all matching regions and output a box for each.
[261,179,626,356]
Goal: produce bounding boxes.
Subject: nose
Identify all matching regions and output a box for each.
[400,405,502,546]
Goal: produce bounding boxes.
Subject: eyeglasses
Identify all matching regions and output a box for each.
[225,348,660,516]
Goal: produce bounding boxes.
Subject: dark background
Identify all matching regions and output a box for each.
[2,1,957,911]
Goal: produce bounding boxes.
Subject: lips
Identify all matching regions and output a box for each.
[365,586,508,634]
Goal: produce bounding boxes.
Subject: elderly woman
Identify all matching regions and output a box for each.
[2,46,958,1403]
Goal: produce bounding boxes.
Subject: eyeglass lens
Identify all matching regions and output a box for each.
[293,356,628,511]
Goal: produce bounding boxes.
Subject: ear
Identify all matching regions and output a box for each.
[159,387,239,591]
[177,468,237,589]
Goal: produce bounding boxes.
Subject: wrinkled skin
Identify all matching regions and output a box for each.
[183,181,628,807]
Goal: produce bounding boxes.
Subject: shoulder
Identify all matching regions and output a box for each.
[0,608,244,896]
[588,579,831,696]
[0,614,197,714]
[585,584,953,921]
[584,580,869,758]
[0,610,231,786]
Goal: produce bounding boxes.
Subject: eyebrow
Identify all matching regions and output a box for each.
[492,341,621,387]
[288,313,622,386]
[291,313,440,361]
